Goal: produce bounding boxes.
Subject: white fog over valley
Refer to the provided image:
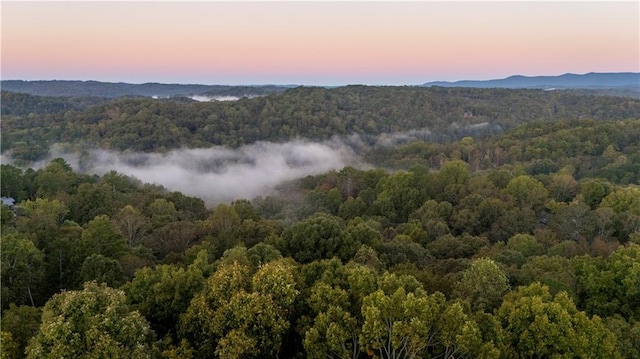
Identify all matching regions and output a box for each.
[150,95,244,101]
[3,127,486,205]
[18,140,359,205]
[188,95,243,102]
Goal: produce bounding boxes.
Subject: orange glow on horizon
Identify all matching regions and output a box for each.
[2,1,638,85]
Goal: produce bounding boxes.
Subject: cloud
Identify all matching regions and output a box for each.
[40,140,356,205]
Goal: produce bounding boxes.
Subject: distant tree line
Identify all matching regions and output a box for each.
[0,80,288,98]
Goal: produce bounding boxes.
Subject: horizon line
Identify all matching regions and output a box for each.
[3,71,639,87]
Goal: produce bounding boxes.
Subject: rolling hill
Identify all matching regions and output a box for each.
[423,72,640,90]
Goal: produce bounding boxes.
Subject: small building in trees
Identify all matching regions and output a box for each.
[1,196,16,208]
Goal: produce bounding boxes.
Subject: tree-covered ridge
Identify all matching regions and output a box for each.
[422,72,640,90]
[369,119,640,183]
[1,80,289,98]
[3,86,640,162]
[2,116,640,357]
[0,91,111,116]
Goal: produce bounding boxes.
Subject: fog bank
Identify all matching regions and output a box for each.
[188,95,241,102]
[49,140,355,204]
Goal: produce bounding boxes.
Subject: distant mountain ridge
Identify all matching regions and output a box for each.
[0,80,291,98]
[423,72,640,90]
[3,74,639,98]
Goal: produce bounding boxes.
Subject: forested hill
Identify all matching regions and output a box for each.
[1,91,113,116]
[423,72,640,90]
[1,80,290,98]
[3,86,640,163]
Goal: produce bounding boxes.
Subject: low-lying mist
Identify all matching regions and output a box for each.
[40,140,358,205]
[188,95,242,102]
[3,125,503,205]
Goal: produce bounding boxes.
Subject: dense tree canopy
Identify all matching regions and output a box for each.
[3,86,640,164]
[25,282,155,359]
[1,86,639,358]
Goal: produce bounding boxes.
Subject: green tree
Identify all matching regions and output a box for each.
[410,199,453,244]
[604,316,640,359]
[372,171,423,224]
[213,292,290,359]
[1,332,20,359]
[125,250,210,337]
[506,233,544,259]
[227,217,279,249]
[208,203,241,235]
[431,160,470,204]
[179,260,296,358]
[147,198,179,228]
[68,183,118,224]
[1,234,45,307]
[599,187,640,214]
[547,173,578,203]
[114,205,150,247]
[80,254,125,287]
[280,213,347,263]
[496,282,620,359]
[251,259,299,309]
[302,264,379,359]
[359,287,482,359]
[148,220,200,259]
[550,201,594,241]
[1,304,42,359]
[488,207,536,243]
[16,198,68,248]
[42,220,87,292]
[165,191,208,221]
[231,199,260,221]
[505,175,548,209]
[205,203,242,253]
[33,158,79,197]
[1,164,27,201]
[1,204,15,230]
[178,261,249,357]
[304,305,361,359]
[573,244,640,320]
[579,178,611,209]
[340,219,383,251]
[246,242,283,269]
[338,196,368,220]
[81,214,128,259]
[26,281,155,359]
[453,258,510,313]
[516,255,576,296]
[352,245,384,272]
[426,234,488,260]
[599,187,640,241]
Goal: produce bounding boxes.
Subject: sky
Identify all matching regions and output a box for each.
[1,1,639,86]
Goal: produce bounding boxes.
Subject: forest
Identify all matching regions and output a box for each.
[1,86,640,358]
[3,86,640,163]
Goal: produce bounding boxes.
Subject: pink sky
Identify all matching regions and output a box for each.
[2,1,638,85]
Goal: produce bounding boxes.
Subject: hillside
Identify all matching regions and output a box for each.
[3,86,640,164]
[0,80,290,98]
[423,72,640,92]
